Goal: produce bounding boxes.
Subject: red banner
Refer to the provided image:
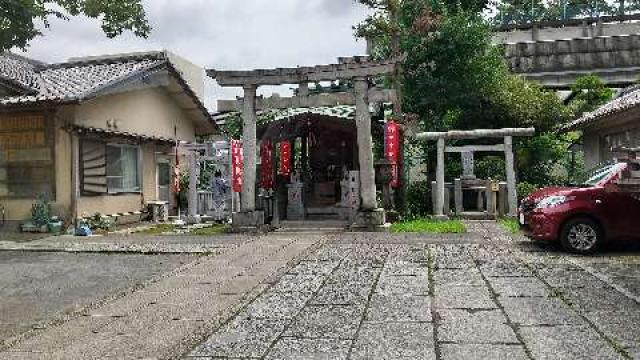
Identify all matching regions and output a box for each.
[385,120,402,188]
[279,141,292,177]
[260,140,274,189]
[231,140,243,193]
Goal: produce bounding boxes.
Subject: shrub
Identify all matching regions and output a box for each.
[31,194,51,227]
[84,213,114,232]
[475,156,506,181]
[517,182,539,199]
[406,180,431,217]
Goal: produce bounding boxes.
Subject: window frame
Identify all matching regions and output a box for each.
[105,143,142,194]
[0,112,55,200]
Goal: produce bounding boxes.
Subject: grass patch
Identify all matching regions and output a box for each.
[391,219,466,234]
[191,224,230,236]
[499,217,520,234]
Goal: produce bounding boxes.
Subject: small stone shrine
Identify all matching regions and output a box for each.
[416,128,536,219]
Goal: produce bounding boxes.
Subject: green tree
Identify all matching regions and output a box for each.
[357,0,574,206]
[1,0,150,52]
[567,74,614,117]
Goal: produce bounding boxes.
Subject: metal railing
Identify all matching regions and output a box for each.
[493,1,640,29]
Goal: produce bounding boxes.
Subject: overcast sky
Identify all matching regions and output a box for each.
[18,0,371,111]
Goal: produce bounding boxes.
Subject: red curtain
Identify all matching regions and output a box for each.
[260,140,274,189]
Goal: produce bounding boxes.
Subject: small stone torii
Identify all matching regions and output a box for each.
[208,56,401,230]
[416,128,535,219]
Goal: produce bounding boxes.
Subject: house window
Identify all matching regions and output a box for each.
[106,144,140,193]
[0,113,54,199]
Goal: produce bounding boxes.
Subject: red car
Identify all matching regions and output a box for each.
[519,163,640,254]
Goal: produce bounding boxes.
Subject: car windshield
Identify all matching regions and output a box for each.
[583,163,623,186]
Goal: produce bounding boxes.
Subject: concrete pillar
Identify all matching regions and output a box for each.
[241,85,258,212]
[532,24,539,41]
[187,152,200,223]
[454,178,463,215]
[504,136,518,217]
[434,137,447,219]
[354,77,377,211]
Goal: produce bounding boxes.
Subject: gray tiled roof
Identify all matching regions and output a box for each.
[563,85,640,131]
[0,53,42,90]
[0,52,165,106]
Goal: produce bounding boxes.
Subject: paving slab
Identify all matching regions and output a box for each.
[376,274,430,296]
[188,316,287,358]
[309,280,372,305]
[437,309,519,344]
[366,294,432,322]
[584,310,640,349]
[284,304,365,339]
[519,325,626,360]
[562,286,639,313]
[433,268,485,287]
[383,260,429,277]
[440,344,528,360]
[500,297,584,326]
[265,338,352,360]
[350,322,436,360]
[434,286,497,310]
[479,263,533,277]
[487,276,550,297]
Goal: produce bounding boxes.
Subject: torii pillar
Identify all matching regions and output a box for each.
[352,77,386,229]
[232,85,265,230]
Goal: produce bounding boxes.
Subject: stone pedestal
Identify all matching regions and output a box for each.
[232,211,265,232]
[186,214,202,225]
[351,208,388,231]
[339,171,360,221]
[286,183,305,220]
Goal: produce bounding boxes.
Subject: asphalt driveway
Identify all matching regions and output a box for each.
[0,251,195,345]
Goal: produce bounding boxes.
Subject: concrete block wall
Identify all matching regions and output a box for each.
[504,34,640,74]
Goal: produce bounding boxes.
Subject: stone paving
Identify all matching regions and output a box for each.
[0,222,638,359]
[186,222,639,360]
[0,234,326,359]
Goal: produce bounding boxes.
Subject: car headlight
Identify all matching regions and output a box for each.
[536,195,570,209]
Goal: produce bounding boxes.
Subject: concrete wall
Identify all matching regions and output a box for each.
[75,87,196,142]
[166,52,205,102]
[582,110,640,169]
[494,22,640,43]
[504,34,640,74]
[583,132,601,169]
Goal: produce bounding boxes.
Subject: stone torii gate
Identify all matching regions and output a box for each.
[416,128,535,219]
[208,56,400,230]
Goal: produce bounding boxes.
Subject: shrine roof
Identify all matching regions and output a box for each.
[212,104,390,128]
[563,85,640,131]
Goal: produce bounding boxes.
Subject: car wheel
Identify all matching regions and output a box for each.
[560,218,603,254]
